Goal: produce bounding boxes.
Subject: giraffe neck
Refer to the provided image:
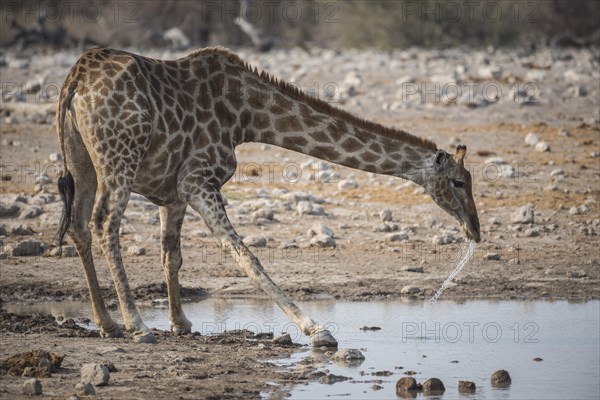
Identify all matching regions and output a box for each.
[240,89,438,185]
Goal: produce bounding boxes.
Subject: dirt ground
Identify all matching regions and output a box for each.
[1,46,599,398]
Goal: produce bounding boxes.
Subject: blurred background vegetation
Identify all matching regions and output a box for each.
[1,0,599,50]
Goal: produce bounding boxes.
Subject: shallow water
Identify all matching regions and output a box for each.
[6,299,600,399]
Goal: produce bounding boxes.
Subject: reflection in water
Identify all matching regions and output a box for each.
[5,299,600,400]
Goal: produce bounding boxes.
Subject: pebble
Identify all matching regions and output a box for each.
[379,209,393,222]
[49,244,78,257]
[0,204,20,218]
[19,206,43,219]
[558,128,571,137]
[535,141,550,152]
[432,232,455,245]
[422,378,445,394]
[404,266,424,273]
[386,232,408,242]
[22,378,42,395]
[485,253,501,261]
[458,380,476,392]
[550,168,564,176]
[127,245,146,256]
[524,132,540,146]
[273,333,292,345]
[396,377,419,394]
[569,206,580,215]
[337,179,358,190]
[296,201,313,215]
[490,369,511,387]
[11,238,45,256]
[400,285,421,295]
[331,348,365,362]
[11,224,34,235]
[309,234,336,248]
[81,363,110,386]
[0,252,7,260]
[373,222,398,232]
[243,235,267,247]
[318,373,351,384]
[568,270,587,278]
[49,152,62,162]
[511,204,534,224]
[307,224,334,238]
[76,381,96,396]
[533,357,543,362]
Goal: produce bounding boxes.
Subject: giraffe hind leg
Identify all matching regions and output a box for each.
[159,202,192,334]
[63,126,122,338]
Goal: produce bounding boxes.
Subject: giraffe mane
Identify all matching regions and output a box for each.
[185,47,438,152]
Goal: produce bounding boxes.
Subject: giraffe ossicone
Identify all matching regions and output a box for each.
[54,47,480,346]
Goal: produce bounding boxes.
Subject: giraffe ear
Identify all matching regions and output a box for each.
[454,145,467,164]
[433,149,449,171]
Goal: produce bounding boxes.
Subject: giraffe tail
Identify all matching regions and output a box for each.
[54,80,77,247]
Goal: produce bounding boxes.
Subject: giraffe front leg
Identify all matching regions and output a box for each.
[187,186,338,348]
[159,203,192,334]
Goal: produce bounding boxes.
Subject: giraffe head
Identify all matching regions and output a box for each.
[424,145,481,243]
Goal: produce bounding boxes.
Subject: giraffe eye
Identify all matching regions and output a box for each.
[452,179,465,188]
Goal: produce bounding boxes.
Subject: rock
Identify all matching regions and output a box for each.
[22,378,42,395]
[318,373,351,384]
[243,235,267,247]
[477,65,503,80]
[0,204,20,218]
[251,208,274,222]
[380,209,393,222]
[386,232,408,242]
[396,377,419,394]
[127,245,146,256]
[331,349,365,367]
[49,152,62,162]
[337,179,358,190]
[0,225,7,236]
[273,333,292,345]
[317,169,339,183]
[373,222,398,232]
[12,239,45,256]
[81,363,110,386]
[458,380,476,392]
[568,270,587,278]
[533,357,543,362]
[524,132,540,146]
[76,381,96,396]
[485,253,501,261]
[558,128,571,137]
[569,206,580,215]
[422,378,445,394]
[404,266,424,273]
[0,252,7,260]
[296,200,313,215]
[11,224,34,235]
[511,204,534,224]
[535,141,550,152]
[401,285,420,295]
[432,232,455,245]
[550,168,564,176]
[310,234,336,248]
[491,369,511,387]
[524,228,540,237]
[307,224,334,238]
[19,206,43,219]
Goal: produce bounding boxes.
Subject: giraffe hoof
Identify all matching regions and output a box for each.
[133,332,158,344]
[311,329,338,348]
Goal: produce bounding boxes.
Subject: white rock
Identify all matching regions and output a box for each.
[558,128,571,137]
[49,152,62,162]
[401,285,421,295]
[310,234,336,248]
[127,245,146,256]
[373,222,398,232]
[379,209,393,222]
[331,348,365,361]
[524,132,540,146]
[386,232,408,242]
[432,232,455,245]
[243,235,267,247]
[81,363,110,386]
[296,201,313,215]
[307,224,334,238]
[511,204,534,224]
[477,65,503,80]
[337,179,358,190]
[535,141,550,152]
[76,382,96,396]
[22,378,42,395]
[550,168,564,176]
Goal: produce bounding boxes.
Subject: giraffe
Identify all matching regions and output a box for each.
[54,47,481,345]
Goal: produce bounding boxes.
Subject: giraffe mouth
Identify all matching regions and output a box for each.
[463,224,481,243]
